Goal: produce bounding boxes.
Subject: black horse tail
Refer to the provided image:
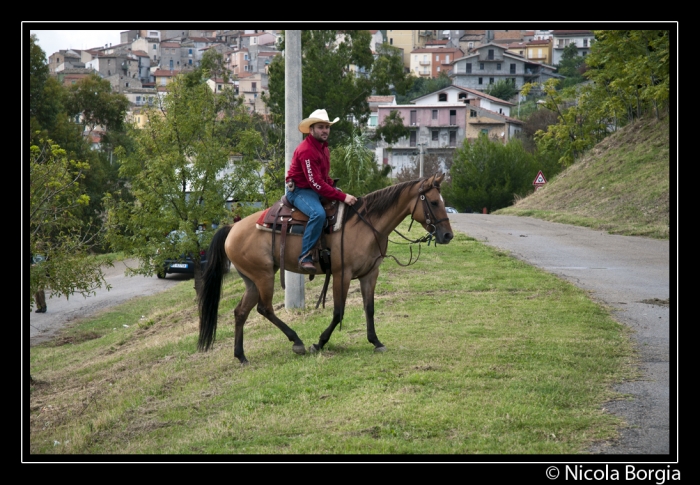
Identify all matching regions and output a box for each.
[198,224,233,351]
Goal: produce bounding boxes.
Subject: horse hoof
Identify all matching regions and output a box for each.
[308,344,320,354]
[293,344,306,355]
[374,346,387,353]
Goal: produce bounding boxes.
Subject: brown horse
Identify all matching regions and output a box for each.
[197,173,454,364]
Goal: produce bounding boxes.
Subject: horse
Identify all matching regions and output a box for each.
[197,172,454,364]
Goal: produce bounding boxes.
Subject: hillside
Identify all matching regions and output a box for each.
[496,114,671,239]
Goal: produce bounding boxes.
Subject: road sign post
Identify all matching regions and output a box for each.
[533,170,547,191]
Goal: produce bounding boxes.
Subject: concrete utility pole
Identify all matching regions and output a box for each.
[285,30,305,309]
[417,142,426,178]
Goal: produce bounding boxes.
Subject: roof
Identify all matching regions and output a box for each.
[161,42,180,48]
[152,69,180,77]
[412,85,516,107]
[551,30,593,35]
[131,50,150,57]
[527,39,551,46]
[410,47,464,54]
[368,95,396,103]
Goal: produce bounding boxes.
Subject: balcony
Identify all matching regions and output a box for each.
[419,60,431,66]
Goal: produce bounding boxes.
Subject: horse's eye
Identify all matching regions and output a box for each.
[431,200,439,207]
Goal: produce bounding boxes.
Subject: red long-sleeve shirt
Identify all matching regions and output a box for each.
[286,135,347,202]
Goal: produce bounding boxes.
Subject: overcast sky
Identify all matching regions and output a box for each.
[30,30,124,58]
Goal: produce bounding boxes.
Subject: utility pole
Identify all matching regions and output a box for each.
[417,142,426,177]
[285,30,305,309]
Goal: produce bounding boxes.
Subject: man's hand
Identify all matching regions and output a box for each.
[344,194,358,206]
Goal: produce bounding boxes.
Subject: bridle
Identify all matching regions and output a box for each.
[405,178,450,243]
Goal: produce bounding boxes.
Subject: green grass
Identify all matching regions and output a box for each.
[29,222,638,455]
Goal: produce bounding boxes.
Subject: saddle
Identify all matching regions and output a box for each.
[256,195,345,293]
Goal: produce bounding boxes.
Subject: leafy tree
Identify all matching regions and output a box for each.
[268,30,414,147]
[65,73,130,135]
[200,49,231,84]
[29,138,110,311]
[556,43,587,89]
[585,30,670,122]
[370,43,415,96]
[484,79,518,102]
[396,71,452,104]
[104,76,261,296]
[393,152,446,184]
[329,130,392,195]
[442,135,542,213]
[371,109,409,145]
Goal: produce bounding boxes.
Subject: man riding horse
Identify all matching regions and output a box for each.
[285,109,358,272]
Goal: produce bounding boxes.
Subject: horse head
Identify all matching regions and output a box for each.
[413,173,454,245]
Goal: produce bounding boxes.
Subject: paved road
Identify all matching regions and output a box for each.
[28,259,190,346]
[448,213,672,457]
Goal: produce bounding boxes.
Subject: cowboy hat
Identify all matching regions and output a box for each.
[298,109,340,134]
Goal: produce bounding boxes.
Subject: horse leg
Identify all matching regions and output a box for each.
[232,272,263,365]
[359,268,386,352]
[253,273,306,356]
[309,272,351,353]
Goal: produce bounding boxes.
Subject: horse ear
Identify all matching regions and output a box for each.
[434,172,445,185]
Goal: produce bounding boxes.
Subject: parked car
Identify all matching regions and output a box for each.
[445,206,458,213]
[157,230,208,278]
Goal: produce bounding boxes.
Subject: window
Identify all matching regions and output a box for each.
[489,78,494,84]
[480,62,484,70]
[445,55,450,63]
[189,49,193,55]
[244,54,249,60]
[488,49,494,60]
[510,63,516,74]
[410,130,416,147]
[437,66,440,72]
[583,39,588,47]
[438,93,447,102]
[153,44,157,50]
[449,109,456,125]
[466,63,472,73]
[432,109,438,120]
[432,130,438,141]
[410,110,417,125]
[481,129,489,135]
[436,55,439,61]
[468,42,474,49]
[390,38,393,45]
[449,131,456,146]
[188,59,192,65]
[497,63,501,70]
[478,77,483,85]
[252,82,257,91]
[470,109,477,118]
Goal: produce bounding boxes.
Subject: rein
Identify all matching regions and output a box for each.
[349,179,447,267]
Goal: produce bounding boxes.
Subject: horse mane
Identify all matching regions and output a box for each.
[350,178,425,221]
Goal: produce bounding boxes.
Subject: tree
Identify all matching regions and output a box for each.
[370,43,415,96]
[484,79,518,102]
[329,130,392,195]
[268,30,414,147]
[393,152,446,184]
[104,76,261,296]
[557,44,587,89]
[396,71,452,104]
[65,73,130,135]
[442,136,542,213]
[29,138,110,310]
[371,109,409,145]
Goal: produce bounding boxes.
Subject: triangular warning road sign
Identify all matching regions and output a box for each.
[533,170,547,186]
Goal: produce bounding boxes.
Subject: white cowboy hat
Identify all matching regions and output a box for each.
[298,109,340,134]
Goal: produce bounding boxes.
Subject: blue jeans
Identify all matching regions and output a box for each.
[286,188,325,261]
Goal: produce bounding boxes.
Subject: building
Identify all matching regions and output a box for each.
[551,30,595,66]
[450,42,559,93]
